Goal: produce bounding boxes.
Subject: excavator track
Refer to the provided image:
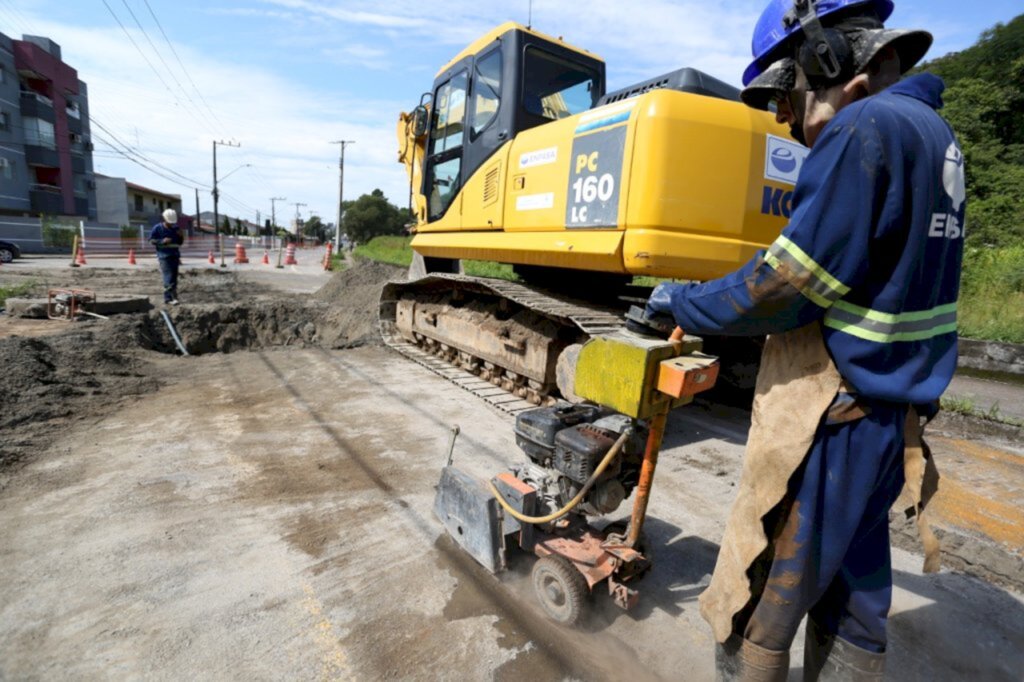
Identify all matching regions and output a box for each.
[379,274,633,416]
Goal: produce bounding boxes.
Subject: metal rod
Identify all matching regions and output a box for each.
[445,425,461,466]
[625,326,684,547]
[626,409,668,548]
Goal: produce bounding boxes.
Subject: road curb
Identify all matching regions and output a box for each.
[959,339,1024,375]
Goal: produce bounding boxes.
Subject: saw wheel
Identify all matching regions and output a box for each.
[531,555,588,626]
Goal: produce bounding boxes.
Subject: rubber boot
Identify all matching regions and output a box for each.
[716,634,790,681]
[803,619,885,681]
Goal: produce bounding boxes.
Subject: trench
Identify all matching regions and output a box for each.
[139,301,381,356]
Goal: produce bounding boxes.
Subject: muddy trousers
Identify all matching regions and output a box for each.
[739,401,908,655]
[158,255,179,303]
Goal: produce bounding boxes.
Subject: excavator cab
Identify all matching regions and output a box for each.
[421,23,606,223]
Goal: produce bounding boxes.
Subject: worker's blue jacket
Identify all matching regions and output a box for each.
[149,223,184,258]
[650,74,964,404]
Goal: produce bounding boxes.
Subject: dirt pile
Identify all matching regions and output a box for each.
[0,319,158,476]
[312,260,406,346]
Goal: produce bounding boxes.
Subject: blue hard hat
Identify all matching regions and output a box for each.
[743,0,895,86]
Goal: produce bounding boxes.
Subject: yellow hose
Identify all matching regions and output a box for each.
[489,431,630,525]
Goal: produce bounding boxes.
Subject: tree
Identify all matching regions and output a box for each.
[343,189,407,244]
[221,216,231,235]
[234,218,243,236]
[302,215,327,242]
[916,13,1024,246]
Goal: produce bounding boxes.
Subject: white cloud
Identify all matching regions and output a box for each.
[11,6,413,224]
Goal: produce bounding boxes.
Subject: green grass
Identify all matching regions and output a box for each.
[328,253,348,272]
[940,394,1024,427]
[959,245,1024,343]
[353,236,414,267]
[0,281,35,308]
[353,236,519,281]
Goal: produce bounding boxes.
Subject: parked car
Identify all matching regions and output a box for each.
[0,240,22,263]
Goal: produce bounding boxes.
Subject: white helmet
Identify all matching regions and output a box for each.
[162,208,178,224]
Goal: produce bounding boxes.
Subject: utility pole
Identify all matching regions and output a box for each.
[194,188,200,237]
[212,139,240,267]
[293,202,307,242]
[270,196,286,264]
[330,140,355,251]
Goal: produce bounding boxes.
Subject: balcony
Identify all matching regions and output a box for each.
[71,154,86,173]
[30,184,64,214]
[67,115,82,135]
[20,91,56,123]
[25,144,60,168]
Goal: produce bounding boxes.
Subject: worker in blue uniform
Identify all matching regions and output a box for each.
[644,1,962,679]
[150,208,184,305]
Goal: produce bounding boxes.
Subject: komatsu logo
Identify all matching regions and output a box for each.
[764,135,808,185]
[761,186,793,218]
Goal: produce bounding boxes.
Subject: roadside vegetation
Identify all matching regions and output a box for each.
[0,281,35,308]
[351,236,518,280]
[919,14,1024,342]
[941,393,1024,427]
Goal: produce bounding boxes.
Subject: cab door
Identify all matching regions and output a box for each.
[423,71,468,230]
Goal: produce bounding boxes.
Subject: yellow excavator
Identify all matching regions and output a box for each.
[382,21,803,410]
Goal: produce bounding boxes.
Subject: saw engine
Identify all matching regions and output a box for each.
[512,405,647,520]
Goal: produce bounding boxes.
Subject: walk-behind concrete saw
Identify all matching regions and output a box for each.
[434,320,719,625]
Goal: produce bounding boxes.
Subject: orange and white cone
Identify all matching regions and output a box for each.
[262,250,270,265]
[208,250,216,264]
[75,245,87,266]
[233,242,250,264]
[322,242,333,271]
[127,248,137,265]
[284,243,297,265]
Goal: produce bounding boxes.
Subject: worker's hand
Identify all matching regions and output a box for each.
[645,282,677,318]
[636,282,678,335]
[162,237,172,244]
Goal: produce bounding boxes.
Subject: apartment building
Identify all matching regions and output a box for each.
[0,31,96,219]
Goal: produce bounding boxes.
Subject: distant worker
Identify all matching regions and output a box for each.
[150,208,184,305]
[644,0,962,678]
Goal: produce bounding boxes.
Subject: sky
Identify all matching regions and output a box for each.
[0,0,1020,227]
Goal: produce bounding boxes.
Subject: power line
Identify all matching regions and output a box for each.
[91,124,210,192]
[140,0,228,137]
[91,117,209,188]
[98,0,214,136]
[116,0,220,136]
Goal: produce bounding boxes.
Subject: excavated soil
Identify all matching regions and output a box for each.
[0,262,405,481]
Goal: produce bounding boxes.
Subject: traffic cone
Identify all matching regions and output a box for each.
[322,242,333,271]
[262,250,270,265]
[208,250,216,264]
[75,245,87,266]
[127,248,137,265]
[284,243,297,265]
[233,242,250,264]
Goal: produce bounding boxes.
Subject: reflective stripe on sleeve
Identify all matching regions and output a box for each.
[824,300,958,343]
[766,235,851,309]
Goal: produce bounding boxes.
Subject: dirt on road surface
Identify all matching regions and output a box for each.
[0,259,1021,680]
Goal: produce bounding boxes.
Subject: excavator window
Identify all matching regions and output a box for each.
[521,47,599,129]
[471,49,502,138]
[429,71,468,155]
